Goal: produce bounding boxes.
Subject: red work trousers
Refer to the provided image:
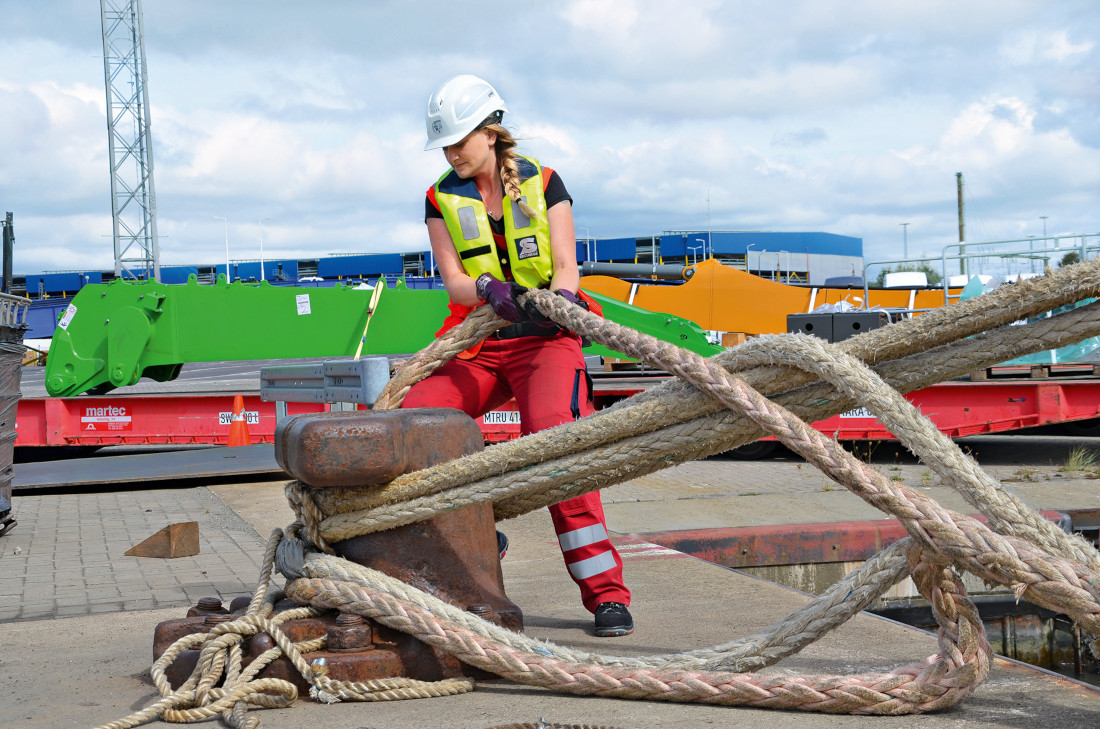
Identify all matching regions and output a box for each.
[400,330,631,613]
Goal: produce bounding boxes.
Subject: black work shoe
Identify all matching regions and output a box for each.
[497,530,509,560]
[594,602,634,637]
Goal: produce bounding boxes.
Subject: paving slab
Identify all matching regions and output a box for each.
[0,487,269,623]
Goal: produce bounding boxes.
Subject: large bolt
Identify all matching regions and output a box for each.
[186,596,228,617]
[327,613,372,651]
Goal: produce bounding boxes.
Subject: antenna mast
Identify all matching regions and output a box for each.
[100,0,160,282]
[956,172,966,276]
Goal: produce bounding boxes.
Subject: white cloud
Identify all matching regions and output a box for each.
[1000,29,1095,65]
[2,0,1097,277]
[560,0,640,35]
[0,79,107,214]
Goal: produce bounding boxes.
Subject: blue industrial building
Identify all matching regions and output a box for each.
[575,230,862,284]
[654,231,862,284]
[15,229,862,315]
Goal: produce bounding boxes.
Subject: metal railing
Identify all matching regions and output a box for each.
[0,293,29,328]
[861,233,1098,312]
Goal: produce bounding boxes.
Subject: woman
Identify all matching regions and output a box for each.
[401,74,633,637]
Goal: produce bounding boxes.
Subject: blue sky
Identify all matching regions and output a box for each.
[2,0,1097,276]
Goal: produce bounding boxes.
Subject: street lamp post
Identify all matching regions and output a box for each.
[258,217,271,281]
[214,216,230,283]
[695,238,707,262]
[688,244,702,266]
[746,243,755,273]
[1037,216,1050,274]
[706,187,711,260]
[900,222,910,260]
[580,227,591,261]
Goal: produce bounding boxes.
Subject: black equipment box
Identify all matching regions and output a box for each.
[787,310,889,343]
[786,313,833,341]
[832,310,890,342]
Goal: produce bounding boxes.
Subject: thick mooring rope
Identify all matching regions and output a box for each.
[300,298,1100,550]
[103,258,1100,727]
[305,267,1100,538]
[285,542,989,714]
[94,528,475,729]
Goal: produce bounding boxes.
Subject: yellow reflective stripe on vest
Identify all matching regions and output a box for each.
[434,155,554,289]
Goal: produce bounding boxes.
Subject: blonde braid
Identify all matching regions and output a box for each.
[485,123,541,221]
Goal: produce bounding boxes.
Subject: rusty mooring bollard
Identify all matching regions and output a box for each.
[154,407,521,690]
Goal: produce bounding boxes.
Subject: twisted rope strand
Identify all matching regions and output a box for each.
[310,298,1100,531]
[101,260,1100,727]
[284,537,990,715]
[94,529,473,729]
[742,333,1098,568]
[510,290,1100,630]
[296,535,913,673]
[272,278,1096,715]
[314,298,1100,541]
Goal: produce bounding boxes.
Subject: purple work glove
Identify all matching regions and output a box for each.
[524,288,588,324]
[555,289,587,308]
[475,273,527,323]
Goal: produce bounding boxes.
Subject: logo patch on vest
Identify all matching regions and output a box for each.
[516,236,539,260]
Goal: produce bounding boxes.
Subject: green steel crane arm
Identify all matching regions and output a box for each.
[45,275,719,397]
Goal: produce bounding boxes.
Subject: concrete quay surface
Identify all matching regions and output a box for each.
[1,433,1098,728]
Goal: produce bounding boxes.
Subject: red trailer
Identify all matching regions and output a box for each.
[477,365,1100,450]
[15,365,1099,451]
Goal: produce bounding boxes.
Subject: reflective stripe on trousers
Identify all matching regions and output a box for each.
[559,523,617,580]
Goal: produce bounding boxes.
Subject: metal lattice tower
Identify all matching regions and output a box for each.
[100,0,160,282]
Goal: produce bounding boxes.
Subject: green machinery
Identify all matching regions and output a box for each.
[45,276,721,397]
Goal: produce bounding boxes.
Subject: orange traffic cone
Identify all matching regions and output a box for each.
[227,394,251,447]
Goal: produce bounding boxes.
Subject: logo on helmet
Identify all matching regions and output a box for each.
[432,120,443,135]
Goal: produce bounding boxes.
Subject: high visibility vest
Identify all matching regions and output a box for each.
[433,155,554,288]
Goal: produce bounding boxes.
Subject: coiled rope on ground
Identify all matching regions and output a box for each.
[99,258,1100,728]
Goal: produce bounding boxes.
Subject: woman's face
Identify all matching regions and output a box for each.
[443,129,496,179]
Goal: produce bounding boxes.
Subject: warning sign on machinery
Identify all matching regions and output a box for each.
[81,404,132,432]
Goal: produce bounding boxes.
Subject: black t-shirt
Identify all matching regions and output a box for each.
[425,170,572,232]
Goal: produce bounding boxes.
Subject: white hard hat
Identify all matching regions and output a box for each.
[424,74,508,151]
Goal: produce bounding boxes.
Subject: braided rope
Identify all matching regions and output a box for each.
[285,539,990,714]
[374,305,505,410]
[283,482,335,554]
[312,299,1100,542]
[104,258,1100,727]
[290,539,912,673]
[308,293,1100,528]
[739,333,1098,568]
[94,529,474,729]
[273,272,1098,714]
[513,291,1100,638]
